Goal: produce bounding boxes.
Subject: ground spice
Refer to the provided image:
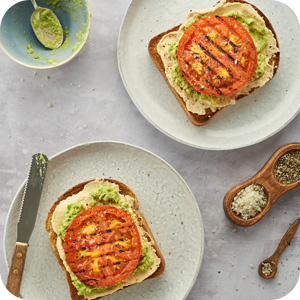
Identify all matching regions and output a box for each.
[274,150,300,184]
[231,184,267,220]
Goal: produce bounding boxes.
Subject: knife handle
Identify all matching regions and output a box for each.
[6,242,28,297]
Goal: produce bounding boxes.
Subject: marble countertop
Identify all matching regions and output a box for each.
[0,1,299,299]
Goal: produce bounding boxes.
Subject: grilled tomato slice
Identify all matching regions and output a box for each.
[64,205,141,287]
[177,16,257,97]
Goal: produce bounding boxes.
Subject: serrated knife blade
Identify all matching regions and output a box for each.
[6,153,48,297]
[17,153,48,243]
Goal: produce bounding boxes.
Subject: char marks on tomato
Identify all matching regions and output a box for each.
[63,205,141,287]
[177,16,257,97]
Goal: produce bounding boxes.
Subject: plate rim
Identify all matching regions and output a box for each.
[4,140,204,300]
[117,0,300,151]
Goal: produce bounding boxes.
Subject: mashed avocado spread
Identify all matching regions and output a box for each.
[26,0,90,64]
[133,244,154,274]
[170,11,269,103]
[57,201,85,238]
[89,185,129,211]
[70,270,110,296]
[57,185,154,296]
[31,7,63,49]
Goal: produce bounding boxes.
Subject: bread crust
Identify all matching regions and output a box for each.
[45,179,165,300]
[148,0,280,126]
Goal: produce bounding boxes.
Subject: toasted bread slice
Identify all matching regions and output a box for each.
[148,0,280,126]
[45,179,165,300]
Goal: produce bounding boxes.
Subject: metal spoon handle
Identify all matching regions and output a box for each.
[31,0,39,10]
[273,217,300,259]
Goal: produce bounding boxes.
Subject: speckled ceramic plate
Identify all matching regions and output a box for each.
[118,0,300,150]
[4,141,204,300]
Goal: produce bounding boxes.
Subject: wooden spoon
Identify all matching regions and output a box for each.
[258,217,300,279]
[224,143,300,226]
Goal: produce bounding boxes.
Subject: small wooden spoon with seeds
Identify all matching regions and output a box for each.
[223,143,300,226]
[258,217,300,279]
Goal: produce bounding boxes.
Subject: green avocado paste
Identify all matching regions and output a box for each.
[57,201,85,239]
[170,11,269,101]
[27,44,41,59]
[69,270,111,296]
[31,7,63,49]
[133,243,154,274]
[46,0,83,9]
[27,0,90,63]
[72,22,86,51]
[89,185,130,212]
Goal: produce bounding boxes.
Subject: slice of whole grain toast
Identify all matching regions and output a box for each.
[45,179,165,300]
[148,0,280,126]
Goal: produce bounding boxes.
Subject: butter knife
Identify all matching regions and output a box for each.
[6,153,48,296]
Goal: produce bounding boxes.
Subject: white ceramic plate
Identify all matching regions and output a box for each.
[4,141,204,300]
[118,0,300,150]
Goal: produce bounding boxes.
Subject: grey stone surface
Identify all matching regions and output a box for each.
[0,1,299,299]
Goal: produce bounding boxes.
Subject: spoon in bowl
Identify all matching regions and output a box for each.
[30,0,63,49]
[258,217,300,279]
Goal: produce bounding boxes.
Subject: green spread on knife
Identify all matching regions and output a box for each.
[39,154,45,162]
[169,11,269,101]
